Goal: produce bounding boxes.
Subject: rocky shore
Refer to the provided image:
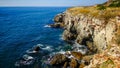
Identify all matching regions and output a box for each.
[49,1,120,68]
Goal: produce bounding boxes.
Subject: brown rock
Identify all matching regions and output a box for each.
[70,58,78,68]
[63,62,68,68]
[63,30,77,42]
[82,55,93,65]
[54,13,64,23]
[50,54,68,65]
[79,55,93,68]
[71,52,83,60]
[79,63,85,68]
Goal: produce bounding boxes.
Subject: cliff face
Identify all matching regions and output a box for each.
[56,10,119,53]
[53,7,120,67]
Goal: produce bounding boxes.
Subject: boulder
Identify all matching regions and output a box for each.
[71,52,83,60]
[34,46,40,52]
[50,54,68,65]
[70,58,78,68]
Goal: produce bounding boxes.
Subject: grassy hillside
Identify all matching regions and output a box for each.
[67,0,120,21]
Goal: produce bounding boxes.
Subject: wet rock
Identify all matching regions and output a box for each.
[49,23,64,28]
[50,54,68,65]
[15,55,35,66]
[71,52,83,60]
[34,46,40,52]
[70,58,78,68]
[72,43,88,55]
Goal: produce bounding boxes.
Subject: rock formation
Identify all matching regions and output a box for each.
[49,1,120,68]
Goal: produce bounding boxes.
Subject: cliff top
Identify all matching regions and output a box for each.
[67,0,120,20]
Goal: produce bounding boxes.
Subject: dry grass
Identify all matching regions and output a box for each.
[67,7,120,20]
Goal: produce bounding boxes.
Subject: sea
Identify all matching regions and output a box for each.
[0,7,71,68]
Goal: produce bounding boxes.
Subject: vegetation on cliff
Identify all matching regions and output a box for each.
[68,6,120,21]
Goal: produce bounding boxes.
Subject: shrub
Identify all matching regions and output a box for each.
[108,0,120,7]
[97,5,106,10]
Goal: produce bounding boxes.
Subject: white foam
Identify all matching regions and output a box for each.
[36,44,44,47]
[59,34,63,40]
[67,51,71,54]
[26,50,37,54]
[23,54,34,61]
[58,50,66,54]
[73,42,88,55]
[44,25,51,28]
[42,46,53,51]
[68,55,74,58]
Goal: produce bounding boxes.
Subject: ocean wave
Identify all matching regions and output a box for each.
[15,54,35,67]
[59,34,63,40]
[44,25,51,28]
[72,42,88,55]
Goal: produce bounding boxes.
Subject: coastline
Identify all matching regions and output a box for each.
[48,4,120,68]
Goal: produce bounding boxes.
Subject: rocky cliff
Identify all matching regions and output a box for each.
[50,6,120,68]
[54,7,120,52]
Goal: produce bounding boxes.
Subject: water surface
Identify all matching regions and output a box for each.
[0,7,68,68]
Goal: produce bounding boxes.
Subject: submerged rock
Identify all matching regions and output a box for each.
[34,46,40,52]
[26,45,41,54]
[15,55,35,67]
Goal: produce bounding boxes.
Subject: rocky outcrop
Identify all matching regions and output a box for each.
[49,13,65,28]
[54,11,120,53]
[50,3,120,68]
[85,44,120,68]
[50,54,68,65]
[49,51,84,68]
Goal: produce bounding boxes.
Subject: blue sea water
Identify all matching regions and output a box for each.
[0,7,68,68]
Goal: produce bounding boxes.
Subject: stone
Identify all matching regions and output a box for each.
[79,63,85,68]
[63,30,77,41]
[79,55,93,68]
[50,54,68,65]
[49,23,64,28]
[70,58,78,68]
[34,46,40,52]
[71,52,83,60]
